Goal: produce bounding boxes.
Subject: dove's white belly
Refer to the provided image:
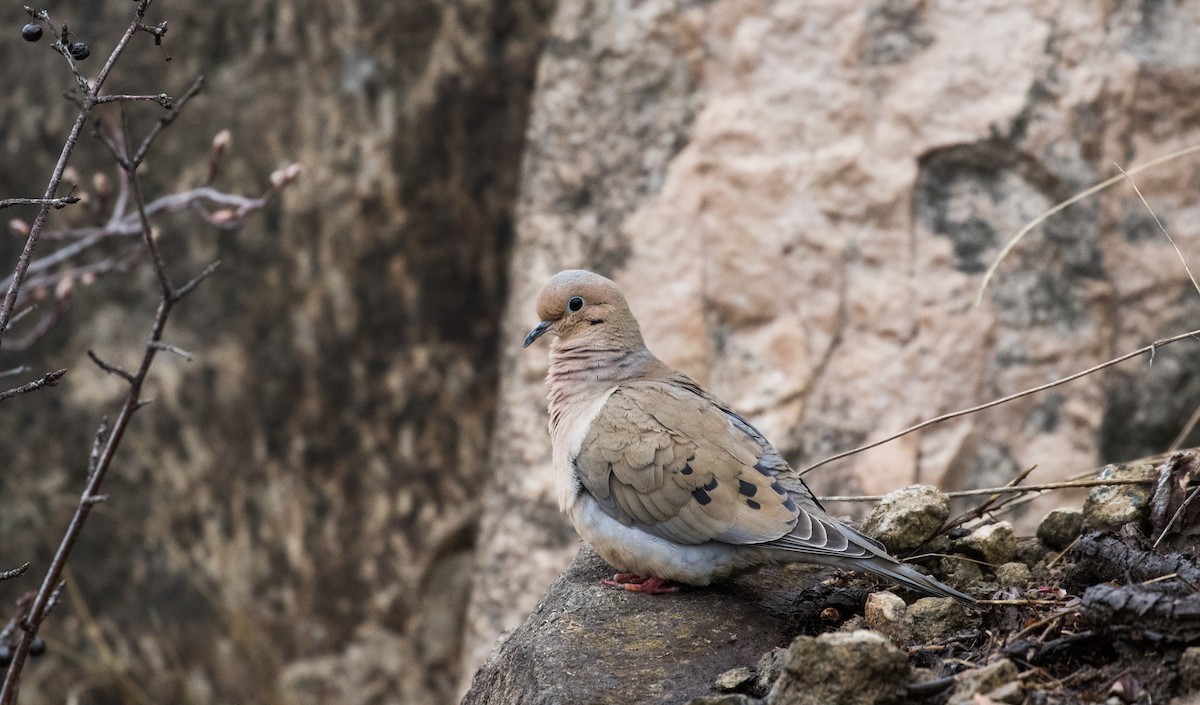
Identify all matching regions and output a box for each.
[569,493,761,585]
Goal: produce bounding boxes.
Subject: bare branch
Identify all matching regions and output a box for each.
[0,0,156,348]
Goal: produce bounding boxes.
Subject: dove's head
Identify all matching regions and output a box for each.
[523,270,645,350]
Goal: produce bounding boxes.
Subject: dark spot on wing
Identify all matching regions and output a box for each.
[692,488,712,506]
[703,477,718,491]
[770,481,787,495]
[738,479,757,497]
[782,496,797,512]
[681,463,694,475]
[753,458,774,476]
[746,499,761,510]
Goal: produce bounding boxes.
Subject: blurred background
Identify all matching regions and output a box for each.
[2,1,1199,704]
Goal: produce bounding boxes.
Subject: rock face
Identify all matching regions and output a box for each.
[462,547,833,705]
[466,0,1200,680]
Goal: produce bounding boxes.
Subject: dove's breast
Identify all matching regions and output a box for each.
[568,493,761,585]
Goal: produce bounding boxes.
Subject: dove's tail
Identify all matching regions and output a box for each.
[857,555,976,604]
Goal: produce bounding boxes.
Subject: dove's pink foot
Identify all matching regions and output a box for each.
[601,573,681,594]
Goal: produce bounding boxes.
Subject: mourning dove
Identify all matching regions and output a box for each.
[523,269,974,603]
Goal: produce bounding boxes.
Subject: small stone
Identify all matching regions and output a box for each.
[984,681,1025,704]
[955,521,1016,565]
[1037,508,1083,550]
[994,562,1032,588]
[1015,537,1050,566]
[1180,646,1200,693]
[754,648,785,696]
[861,485,950,552]
[940,555,984,589]
[1082,464,1156,532]
[948,659,1020,705]
[864,591,910,643]
[687,696,758,705]
[836,614,866,632]
[905,597,971,644]
[768,630,910,705]
[714,667,753,692]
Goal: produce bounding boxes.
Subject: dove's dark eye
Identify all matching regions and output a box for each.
[567,296,584,313]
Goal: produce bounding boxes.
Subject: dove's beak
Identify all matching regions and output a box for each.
[523,320,552,348]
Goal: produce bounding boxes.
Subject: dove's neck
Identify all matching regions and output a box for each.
[545,342,659,428]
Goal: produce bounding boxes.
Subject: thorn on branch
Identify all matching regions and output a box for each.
[0,564,30,582]
[43,581,64,618]
[88,417,109,480]
[83,494,108,505]
[86,349,134,384]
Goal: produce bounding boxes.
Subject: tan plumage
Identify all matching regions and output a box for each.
[524,269,974,603]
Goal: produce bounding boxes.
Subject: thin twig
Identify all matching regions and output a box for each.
[976,599,1071,606]
[937,464,1039,536]
[132,75,204,167]
[1152,481,1200,549]
[0,368,67,403]
[0,564,30,582]
[87,350,134,384]
[801,327,1200,477]
[1046,534,1081,569]
[95,93,174,109]
[148,340,193,361]
[1008,605,1081,643]
[819,477,1157,502]
[1169,403,1200,453]
[0,196,79,210]
[1115,163,1200,297]
[976,143,1200,305]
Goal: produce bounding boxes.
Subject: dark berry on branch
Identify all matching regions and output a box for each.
[21,22,42,42]
[29,637,46,656]
[68,41,89,60]
[0,644,11,666]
